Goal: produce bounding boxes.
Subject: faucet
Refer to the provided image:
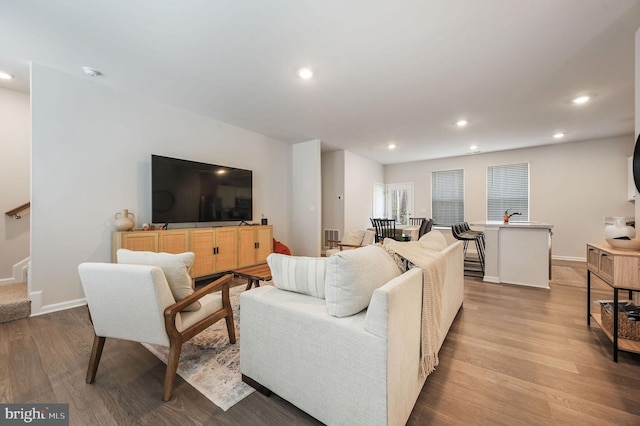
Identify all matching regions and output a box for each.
[503,209,522,223]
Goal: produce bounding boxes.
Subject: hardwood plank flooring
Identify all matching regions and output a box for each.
[1,273,639,425]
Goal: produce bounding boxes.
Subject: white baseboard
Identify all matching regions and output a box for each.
[483,276,500,283]
[29,290,86,317]
[552,255,586,263]
[0,258,30,286]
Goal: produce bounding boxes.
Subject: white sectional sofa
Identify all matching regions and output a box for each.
[240,230,464,426]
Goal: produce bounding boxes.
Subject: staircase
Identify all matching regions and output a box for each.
[0,282,30,323]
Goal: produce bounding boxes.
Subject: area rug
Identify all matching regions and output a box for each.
[549,265,586,288]
[142,283,255,411]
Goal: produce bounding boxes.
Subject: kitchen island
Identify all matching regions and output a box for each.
[470,221,553,288]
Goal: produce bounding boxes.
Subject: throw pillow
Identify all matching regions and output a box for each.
[418,230,448,251]
[380,238,411,272]
[267,253,327,298]
[273,238,292,255]
[342,230,365,246]
[116,249,200,311]
[325,245,402,317]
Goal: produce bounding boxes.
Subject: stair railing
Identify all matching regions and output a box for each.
[5,202,30,219]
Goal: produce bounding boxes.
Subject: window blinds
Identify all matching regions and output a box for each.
[487,163,529,221]
[431,169,464,226]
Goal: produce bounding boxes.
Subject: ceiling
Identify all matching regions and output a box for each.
[1,0,640,165]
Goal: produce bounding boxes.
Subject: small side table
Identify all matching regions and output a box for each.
[586,243,640,361]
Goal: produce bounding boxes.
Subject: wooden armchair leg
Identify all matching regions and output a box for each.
[225,313,236,344]
[163,342,183,401]
[221,282,236,344]
[86,335,106,384]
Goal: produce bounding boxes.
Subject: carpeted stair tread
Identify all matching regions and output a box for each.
[0,282,30,323]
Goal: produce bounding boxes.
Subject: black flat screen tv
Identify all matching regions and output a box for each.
[152,154,253,224]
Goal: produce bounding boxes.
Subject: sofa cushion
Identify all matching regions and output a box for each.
[342,230,365,245]
[267,253,327,298]
[418,229,448,251]
[361,230,376,246]
[325,245,401,317]
[116,249,199,311]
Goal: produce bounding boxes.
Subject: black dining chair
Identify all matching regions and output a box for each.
[371,218,404,242]
[418,218,434,238]
[409,217,426,226]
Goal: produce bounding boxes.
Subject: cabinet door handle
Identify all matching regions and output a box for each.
[213,247,219,254]
[255,242,259,249]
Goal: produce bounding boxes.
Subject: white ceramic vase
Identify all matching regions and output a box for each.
[114,209,135,231]
[604,216,635,239]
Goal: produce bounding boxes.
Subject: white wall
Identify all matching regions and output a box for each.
[292,140,322,256]
[344,151,384,232]
[0,87,30,281]
[321,150,345,238]
[30,64,292,313]
[385,136,634,260]
[321,149,384,247]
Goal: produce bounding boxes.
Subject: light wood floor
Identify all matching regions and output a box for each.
[1,271,639,425]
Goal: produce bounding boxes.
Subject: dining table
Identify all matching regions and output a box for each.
[367,224,420,241]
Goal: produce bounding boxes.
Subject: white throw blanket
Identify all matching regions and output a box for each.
[382,238,446,377]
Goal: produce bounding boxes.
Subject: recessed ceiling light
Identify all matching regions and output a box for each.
[469,145,478,150]
[388,143,396,150]
[572,95,590,104]
[553,132,565,139]
[298,67,313,80]
[82,66,102,77]
[456,119,468,127]
[0,71,14,80]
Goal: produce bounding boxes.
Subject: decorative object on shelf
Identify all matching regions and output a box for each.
[604,216,635,239]
[600,301,640,341]
[261,214,268,226]
[503,209,522,224]
[114,209,135,231]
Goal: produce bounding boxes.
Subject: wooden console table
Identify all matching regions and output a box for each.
[586,243,640,361]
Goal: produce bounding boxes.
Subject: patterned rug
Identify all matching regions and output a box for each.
[142,283,255,411]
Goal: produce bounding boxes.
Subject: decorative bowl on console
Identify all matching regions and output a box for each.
[605,238,640,251]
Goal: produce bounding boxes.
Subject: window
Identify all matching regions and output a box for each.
[487,163,529,221]
[386,183,413,225]
[431,169,464,226]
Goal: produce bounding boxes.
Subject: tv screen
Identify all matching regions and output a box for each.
[152,155,253,224]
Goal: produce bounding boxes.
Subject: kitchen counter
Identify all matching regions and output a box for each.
[470,221,553,288]
[473,221,553,229]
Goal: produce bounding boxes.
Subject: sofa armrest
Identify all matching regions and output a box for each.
[365,268,422,339]
[365,267,424,426]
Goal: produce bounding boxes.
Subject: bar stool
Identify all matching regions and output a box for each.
[452,222,485,276]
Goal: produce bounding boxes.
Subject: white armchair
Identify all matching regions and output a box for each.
[326,229,376,257]
[78,262,236,401]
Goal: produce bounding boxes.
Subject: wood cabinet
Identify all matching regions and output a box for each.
[114,232,158,255]
[586,243,640,361]
[190,228,238,278]
[159,230,189,253]
[112,225,272,279]
[237,225,273,268]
